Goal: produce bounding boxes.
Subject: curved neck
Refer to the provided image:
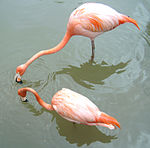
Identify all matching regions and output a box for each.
[24,88,53,111]
[25,31,72,67]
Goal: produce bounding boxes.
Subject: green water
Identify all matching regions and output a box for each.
[0,0,150,148]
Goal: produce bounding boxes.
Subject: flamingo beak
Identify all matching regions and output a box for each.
[15,73,23,84]
[20,96,28,102]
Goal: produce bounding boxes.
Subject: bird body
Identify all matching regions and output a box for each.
[68,3,139,39]
[15,3,140,83]
[68,3,123,39]
[18,87,120,130]
[52,88,101,124]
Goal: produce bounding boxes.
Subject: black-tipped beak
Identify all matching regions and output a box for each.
[20,96,28,102]
[22,99,28,102]
[16,77,23,84]
[15,73,23,84]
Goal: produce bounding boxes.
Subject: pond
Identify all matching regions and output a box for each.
[0,0,150,148]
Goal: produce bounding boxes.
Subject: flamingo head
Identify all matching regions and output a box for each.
[15,64,27,84]
[18,88,28,102]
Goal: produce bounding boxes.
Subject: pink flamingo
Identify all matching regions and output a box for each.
[15,3,140,83]
[18,87,120,129]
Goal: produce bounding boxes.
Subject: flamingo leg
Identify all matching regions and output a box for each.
[91,40,95,61]
[73,122,76,128]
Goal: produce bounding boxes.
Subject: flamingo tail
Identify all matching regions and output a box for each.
[120,15,140,30]
[98,112,121,129]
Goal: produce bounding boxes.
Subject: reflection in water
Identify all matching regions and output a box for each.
[52,111,117,146]
[22,102,45,116]
[55,60,130,89]
[23,103,117,146]
[19,73,51,92]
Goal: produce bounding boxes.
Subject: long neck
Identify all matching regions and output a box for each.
[25,31,72,67]
[25,87,53,111]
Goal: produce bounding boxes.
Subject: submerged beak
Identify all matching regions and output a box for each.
[20,96,28,102]
[15,73,23,84]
